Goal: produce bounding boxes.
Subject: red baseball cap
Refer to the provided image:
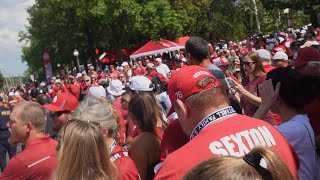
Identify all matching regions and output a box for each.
[213,57,230,66]
[43,92,78,112]
[290,47,320,67]
[167,65,221,116]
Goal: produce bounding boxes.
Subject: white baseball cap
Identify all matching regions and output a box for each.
[273,51,288,61]
[155,58,162,63]
[121,62,129,67]
[278,37,285,44]
[76,73,82,78]
[256,49,271,60]
[107,80,125,96]
[89,86,107,98]
[129,76,153,92]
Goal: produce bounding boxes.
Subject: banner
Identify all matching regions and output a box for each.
[42,48,53,79]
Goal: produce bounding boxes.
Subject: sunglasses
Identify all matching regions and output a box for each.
[84,80,90,82]
[272,59,281,63]
[56,119,101,151]
[242,62,256,67]
[50,111,70,117]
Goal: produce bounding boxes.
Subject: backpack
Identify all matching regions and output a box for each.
[151,73,167,95]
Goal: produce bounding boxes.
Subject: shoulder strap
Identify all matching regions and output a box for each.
[301,122,320,160]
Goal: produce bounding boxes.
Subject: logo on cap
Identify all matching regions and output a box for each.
[175,91,183,99]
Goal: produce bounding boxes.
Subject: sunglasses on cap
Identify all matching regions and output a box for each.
[56,119,101,151]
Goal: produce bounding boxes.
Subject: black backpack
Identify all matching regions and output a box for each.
[151,73,167,95]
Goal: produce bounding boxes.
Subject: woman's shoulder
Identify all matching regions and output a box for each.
[132,132,160,145]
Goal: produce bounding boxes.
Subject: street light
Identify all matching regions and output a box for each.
[73,49,80,73]
[283,8,290,29]
[252,0,261,34]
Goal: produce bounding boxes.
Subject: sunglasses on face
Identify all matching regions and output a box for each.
[50,111,69,117]
[272,59,281,63]
[56,119,101,151]
[242,62,256,67]
[84,80,90,82]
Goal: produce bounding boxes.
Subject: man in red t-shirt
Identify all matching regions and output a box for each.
[67,75,81,99]
[154,66,298,180]
[133,60,147,76]
[272,38,286,55]
[0,101,57,180]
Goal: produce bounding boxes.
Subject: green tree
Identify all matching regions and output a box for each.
[19,0,185,78]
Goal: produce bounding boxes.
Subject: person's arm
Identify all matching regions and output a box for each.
[231,79,262,106]
[0,157,26,179]
[253,80,281,120]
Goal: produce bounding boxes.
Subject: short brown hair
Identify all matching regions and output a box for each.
[14,101,47,132]
[185,87,229,111]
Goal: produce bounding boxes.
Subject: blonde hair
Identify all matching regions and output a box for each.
[73,95,118,138]
[13,101,46,132]
[184,147,293,180]
[52,120,117,180]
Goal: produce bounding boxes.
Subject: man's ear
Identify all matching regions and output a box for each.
[26,122,32,133]
[175,99,190,119]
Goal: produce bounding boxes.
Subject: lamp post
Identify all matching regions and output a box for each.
[283,8,290,29]
[73,49,80,73]
[252,0,261,34]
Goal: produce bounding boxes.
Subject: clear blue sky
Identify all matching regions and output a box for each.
[0,0,34,77]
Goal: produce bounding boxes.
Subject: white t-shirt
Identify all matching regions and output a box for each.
[156,64,170,79]
[277,114,317,180]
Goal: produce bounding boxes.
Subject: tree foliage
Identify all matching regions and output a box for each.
[20,0,313,77]
[20,0,185,75]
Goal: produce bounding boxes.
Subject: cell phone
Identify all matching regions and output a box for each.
[226,77,235,86]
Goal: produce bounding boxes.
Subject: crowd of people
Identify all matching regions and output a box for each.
[0,25,320,180]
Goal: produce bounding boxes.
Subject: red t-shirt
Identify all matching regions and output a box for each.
[263,64,276,73]
[155,115,298,180]
[160,120,189,161]
[110,144,140,180]
[133,66,147,76]
[0,135,57,180]
[272,45,286,54]
[67,83,80,99]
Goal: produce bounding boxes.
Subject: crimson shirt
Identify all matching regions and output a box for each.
[272,45,286,54]
[110,144,140,180]
[155,115,298,180]
[160,120,189,161]
[133,66,147,76]
[0,135,57,180]
[263,64,276,73]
